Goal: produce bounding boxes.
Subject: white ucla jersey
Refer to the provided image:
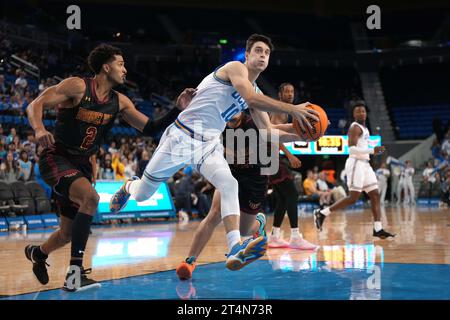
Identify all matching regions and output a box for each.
[349,122,371,161]
[176,67,261,140]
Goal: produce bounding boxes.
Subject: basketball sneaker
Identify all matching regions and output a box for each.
[253,213,267,238]
[313,208,326,231]
[62,266,101,292]
[267,235,290,248]
[176,256,196,280]
[288,236,319,250]
[24,245,50,285]
[109,176,140,213]
[225,236,267,271]
[373,229,396,239]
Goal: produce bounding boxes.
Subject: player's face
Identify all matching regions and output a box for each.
[279,85,295,103]
[107,55,127,84]
[353,106,366,123]
[246,41,271,72]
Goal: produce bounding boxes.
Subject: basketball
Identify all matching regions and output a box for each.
[292,104,328,141]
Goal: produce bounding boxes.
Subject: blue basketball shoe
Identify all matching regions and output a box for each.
[225,236,267,271]
[109,176,140,213]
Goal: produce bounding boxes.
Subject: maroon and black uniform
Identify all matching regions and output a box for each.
[39,78,119,219]
[222,113,272,215]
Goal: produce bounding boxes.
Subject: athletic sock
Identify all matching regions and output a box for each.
[226,230,241,250]
[374,221,383,232]
[70,212,93,267]
[271,227,281,238]
[320,207,331,216]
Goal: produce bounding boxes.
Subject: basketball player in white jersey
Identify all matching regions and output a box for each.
[313,102,395,239]
[403,160,416,205]
[110,34,319,270]
[376,162,390,204]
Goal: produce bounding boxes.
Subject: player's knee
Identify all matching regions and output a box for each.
[348,194,359,204]
[82,192,100,211]
[217,175,238,195]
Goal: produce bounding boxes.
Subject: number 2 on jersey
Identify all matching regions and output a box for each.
[80,126,98,150]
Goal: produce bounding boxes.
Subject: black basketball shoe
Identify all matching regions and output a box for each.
[63,266,101,292]
[373,229,396,239]
[24,245,50,285]
[313,209,326,232]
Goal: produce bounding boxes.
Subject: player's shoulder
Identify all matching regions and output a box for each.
[221,61,247,73]
[56,77,86,96]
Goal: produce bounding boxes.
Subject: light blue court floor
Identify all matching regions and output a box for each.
[3,259,450,300]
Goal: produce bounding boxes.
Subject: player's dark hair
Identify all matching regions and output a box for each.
[88,44,123,74]
[278,82,294,93]
[246,34,274,52]
[351,100,367,118]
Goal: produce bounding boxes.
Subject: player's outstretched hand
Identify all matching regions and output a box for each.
[291,102,319,132]
[288,155,302,168]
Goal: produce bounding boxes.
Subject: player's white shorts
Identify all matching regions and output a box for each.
[345,157,379,193]
[142,120,226,183]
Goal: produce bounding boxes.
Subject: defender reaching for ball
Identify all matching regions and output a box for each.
[313,102,395,239]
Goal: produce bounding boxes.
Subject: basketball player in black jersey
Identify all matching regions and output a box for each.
[24,44,195,291]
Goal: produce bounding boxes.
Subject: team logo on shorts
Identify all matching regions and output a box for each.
[248,201,261,210]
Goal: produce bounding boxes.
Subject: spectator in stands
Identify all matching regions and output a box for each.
[99,154,115,180]
[108,141,118,154]
[0,125,6,145]
[441,130,450,156]
[137,150,150,177]
[174,166,196,218]
[440,170,450,207]
[303,170,329,205]
[316,171,333,205]
[7,142,18,161]
[376,162,390,204]
[112,154,126,181]
[6,127,17,145]
[420,161,439,200]
[0,74,9,94]
[14,70,28,92]
[18,150,33,182]
[13,134,22,151]
[0,141,6,160]
[123,155,135,179]
[0,152,19,183]
[431,138,443,161]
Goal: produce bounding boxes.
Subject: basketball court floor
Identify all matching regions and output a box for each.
[1,206,449,300]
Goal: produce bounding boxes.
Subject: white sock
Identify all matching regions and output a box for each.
[126,180,136,193]
[290,228,301,239]
[374,221,382,232]
[226,230,241,250]
[320,207,331,216]
[271,227,281,238]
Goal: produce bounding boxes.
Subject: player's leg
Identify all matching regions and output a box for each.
[269,183,288,246]
[314,159,363,231]
[176,190,222,280]
[62,176,101,291]
[25,214,73,285]
[364,166,395,238]
[110,126,187,212]
[199,150,267,271]
[277,179,318,250]
[367,189,395,238]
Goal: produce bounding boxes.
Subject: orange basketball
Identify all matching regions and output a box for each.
[292,104,328,141]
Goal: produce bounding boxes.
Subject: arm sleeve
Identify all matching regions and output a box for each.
[142,107,180,136]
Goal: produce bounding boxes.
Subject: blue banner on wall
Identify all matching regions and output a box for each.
[6,216,25,230]
[24,215,45,229]
[0,217,8,231]
[41,214,59,228]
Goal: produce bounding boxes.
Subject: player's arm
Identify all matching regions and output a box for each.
[219,62,318,131]
[347,125,385,156]
[26,77,85,148]
[249,108,300,143]
[119,88,196,135]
